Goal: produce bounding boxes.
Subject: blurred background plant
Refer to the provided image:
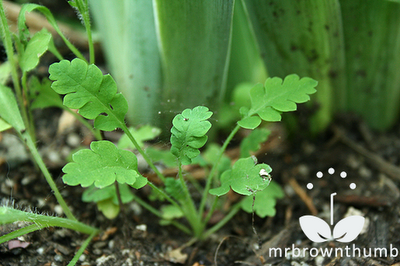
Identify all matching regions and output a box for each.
[6,0,399,133]
[88,0,400,133]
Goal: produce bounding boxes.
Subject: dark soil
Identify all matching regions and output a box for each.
[1,108,400,266]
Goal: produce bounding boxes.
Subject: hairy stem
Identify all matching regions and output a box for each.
[23,132,77,221]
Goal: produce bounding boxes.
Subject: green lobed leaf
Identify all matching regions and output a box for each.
[240,181,284,218]
[96,199,120,219]
[49,58,128,131]
[238,74,317,127]
[0,85,25,133]
[82,183,134,204]
[117,125,161,150]
[82,183,136,220]
[62,140,147,189]
[170,106,212,165]
[164,178,185,201]
[20,28,52,72]
[237,116,261,129]
[160,205,184,222]
[240,128,271,158]
[209,156,272,196]
[29,77,63,109]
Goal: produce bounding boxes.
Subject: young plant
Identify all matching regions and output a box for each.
[47,56,317,239]
[0,1,100,265]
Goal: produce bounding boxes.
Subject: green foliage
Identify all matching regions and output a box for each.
[160,205,184,223]
[62,141,147,189]
[240,128,271,158]
[19,28,52,72]
[241,181,284,217]
[118,125,161,150]
[165,178,186,201]
[145,147,177,168]
[49,58,128,131]
[0,85,25,133]
[82,184,134,219]
[238,74,318,129]
[170,106,213,165]
[209,157,272,196]
[29,77,63,109]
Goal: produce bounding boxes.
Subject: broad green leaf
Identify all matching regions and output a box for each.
[340,0,400,130]
[20,28,52,72]
[0,85,25,133]
[170,106,212,165]
[238,75,317,126]
[49,58,128,131]
[225,0,267,99]
[62,140,146,188]
[118,125,161,150]
[89,0,161,126]
[243,0,344,132]
[209,157,272,196]
[29,77,63,109]
[240,181,284,218]
[240,128,271,158]
[153,0,234,124]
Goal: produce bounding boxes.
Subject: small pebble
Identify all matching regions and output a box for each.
[37,247,45,255]
[136,224,147,231]
[47,150,61,164]
[67,133,81,147]
[79,254,86,261]
[108,240,114,249]
[54,254,63,262]
[54,205,63,216]
[315,256,324,266]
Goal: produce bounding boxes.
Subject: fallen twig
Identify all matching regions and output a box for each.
[333,127,400,181]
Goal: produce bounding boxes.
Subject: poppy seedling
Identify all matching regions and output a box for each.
[48,58,317,239]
